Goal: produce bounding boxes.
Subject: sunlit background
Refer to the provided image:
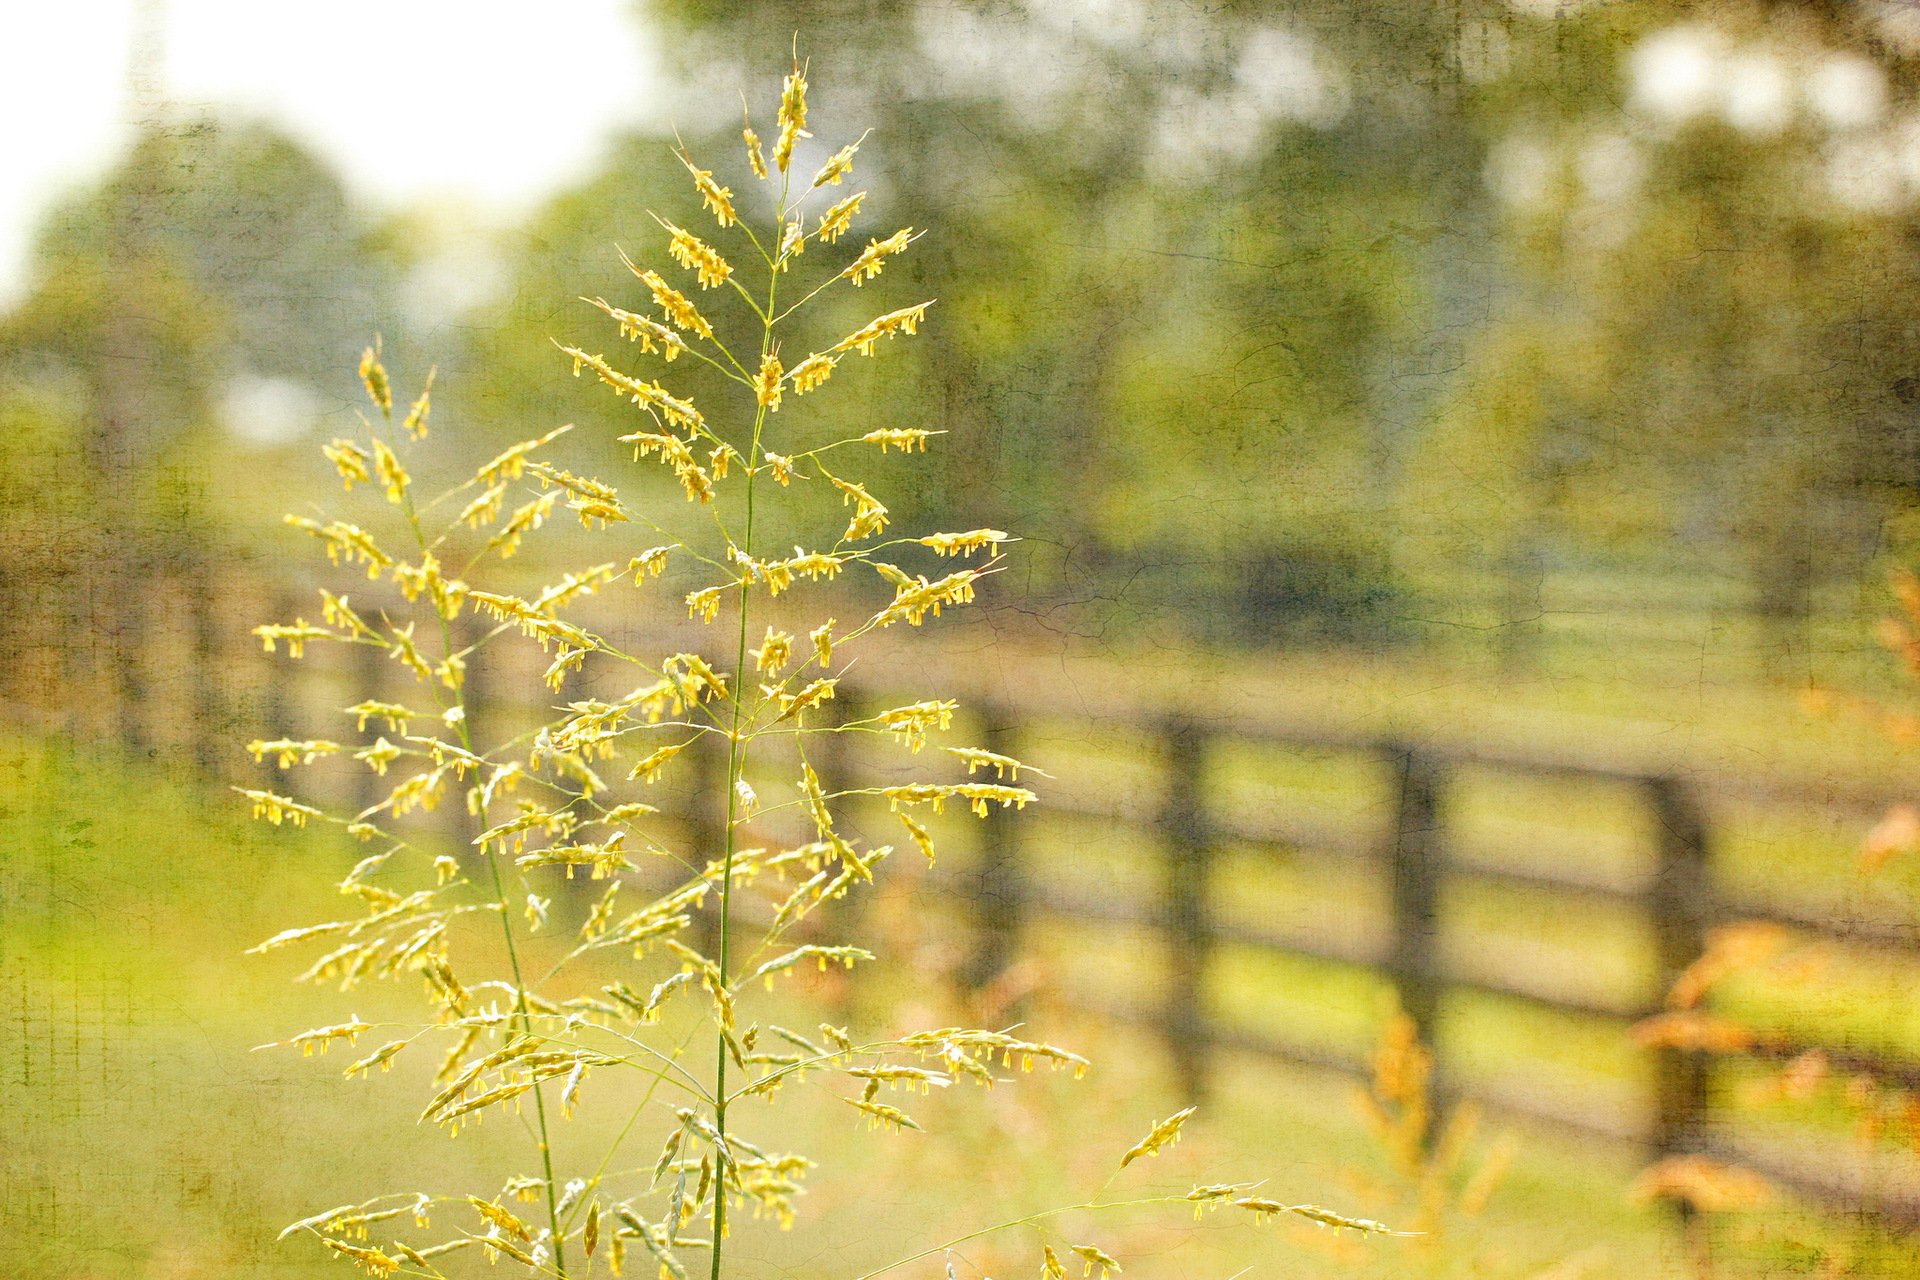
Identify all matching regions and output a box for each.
[12,1,1920,1277]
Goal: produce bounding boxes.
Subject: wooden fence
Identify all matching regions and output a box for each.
[939,702,1920,1226]
[13,562,1920,1229]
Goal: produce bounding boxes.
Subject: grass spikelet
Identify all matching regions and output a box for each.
[675,147,736,228]
[478,424,573,486]
[278,1018,372,1056]
[843,228,914,286]
[816,191,864,242]
[623,253,717,341]
[877,699,956,751]
[323,438,371,489]
[1070,1244,1121,1279]
[1120,1106,1197,1168]
[811,136,862,189]
[324,1239,401,1277]
[320,590,378,638]
[863,428,931,453]
[742,109,767,179]
[400,368,434,439]
[561,345,705,431]
[357,339,391,417]
[773,61,809,173]
[754,351,784,411]
[919,528,1009,556]
[285,516,393,577]
[753,628,793,673]
[685,584,725,622]
[787,351,837,395]
[658,217,734,289]
[629,741,690,783]
[239,788,323,827]
[587,296,689,361]
[343,1040,408,1078]
[1234,1199,1417,1236]
[247,738,343,768]
[831,301,932,356]
[945,746,1033,781]
[828,476,888,540]
[845,1096,922,1132]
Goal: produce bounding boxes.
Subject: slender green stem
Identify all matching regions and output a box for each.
[558,1015,713,1239]
[706,160,792,1280]
[385,434,571,1277]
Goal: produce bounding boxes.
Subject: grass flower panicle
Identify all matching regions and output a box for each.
[245,56,1396,1280]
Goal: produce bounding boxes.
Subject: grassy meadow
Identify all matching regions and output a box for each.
[10,617,1920,1279]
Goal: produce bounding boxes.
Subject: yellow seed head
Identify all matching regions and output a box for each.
[743,116,768,179]
[754,628,794,673]
[754,352,784,411]
[864,428,932,453]
[662,219,733,289]
[811,139,859,189]
[586,296,688,361]
[401,368,434,439]
[372,438,409,503]
[788,352,838,395]
[774,64,810,172]
[844,227,914,286]
[624,257,717,342]
[685,585,725,623]
[832,302,932,357]
[1119,1105,1196,1167]
[1071,1244,1121,1280]
[676,148,736,227]
[779,217,806,261]
[322,438,370,489]
[920,528,1009,556]
[816,191,865,244]
[357,341,391,416]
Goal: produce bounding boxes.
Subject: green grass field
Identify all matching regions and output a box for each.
[8,620,1920,1280]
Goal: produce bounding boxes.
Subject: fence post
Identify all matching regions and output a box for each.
[687,722,729,958]
[1643,775,1714,1171]
[813,683,867,1022]
[1382,744,1446,1077]
[1161,715,1213,1102]
[255,588,299,787]
[351,630,386,816]
[188,554,221,778]
[455,613,487,750]
[814,682,863,929]
[445,613,487,859]
[113,554,150,761]
[964,704,1026,994]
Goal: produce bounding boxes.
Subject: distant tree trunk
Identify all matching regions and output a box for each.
[1749,513,1814,685]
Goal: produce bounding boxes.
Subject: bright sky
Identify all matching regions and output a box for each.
[0,0,664,307]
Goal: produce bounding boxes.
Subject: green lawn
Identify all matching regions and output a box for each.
[5,705,1918,1279]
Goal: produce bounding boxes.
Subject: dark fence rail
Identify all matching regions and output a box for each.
[937,703,1920,1226]
[12,564,1920,1230]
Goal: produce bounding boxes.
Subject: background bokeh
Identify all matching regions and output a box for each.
[12,2,1920,1277]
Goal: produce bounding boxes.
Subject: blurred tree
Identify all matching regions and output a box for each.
[32,116,394,393]
[0,113,399,736]
[3,114,402,543]
[1400,2,1920,673]
[573,0,1500,642]
[446,0,1920,663]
